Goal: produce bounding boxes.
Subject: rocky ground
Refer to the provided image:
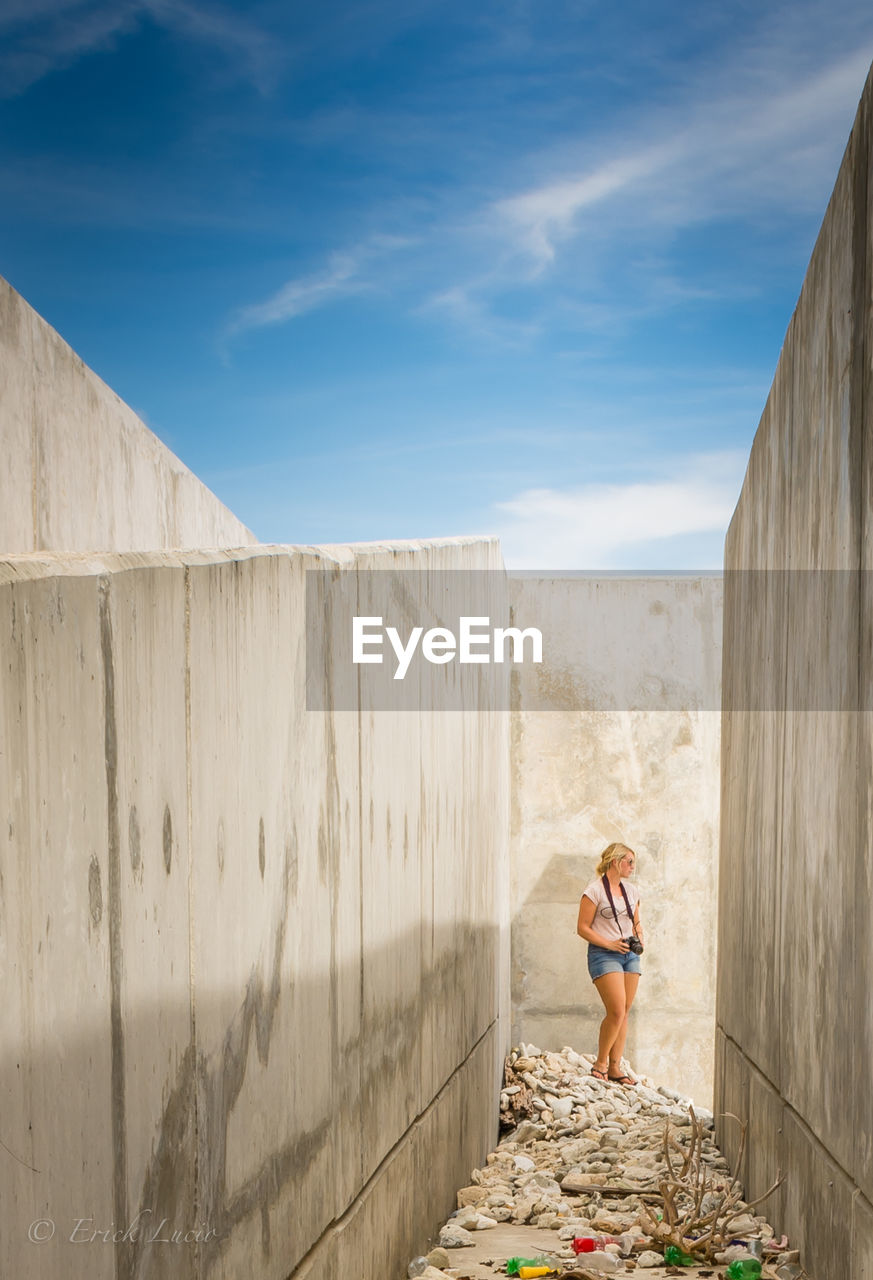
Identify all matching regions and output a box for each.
[404,1046,809,1280]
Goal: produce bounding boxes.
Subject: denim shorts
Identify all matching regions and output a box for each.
[587,944,642,981]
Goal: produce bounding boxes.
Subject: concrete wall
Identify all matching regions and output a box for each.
[509,574,722,1107]
[0,274,255,554]
[0,537,510,1280]
[716,66,873,1279]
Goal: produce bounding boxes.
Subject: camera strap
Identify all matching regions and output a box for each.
[601,874,638,937]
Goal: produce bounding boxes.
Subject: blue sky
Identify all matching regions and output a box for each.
[2,0,872,567]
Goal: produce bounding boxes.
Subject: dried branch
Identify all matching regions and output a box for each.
[637,1107,782,1263]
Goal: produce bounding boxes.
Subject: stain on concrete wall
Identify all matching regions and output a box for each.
[716,65,873,1280]
[0,538,510,1280]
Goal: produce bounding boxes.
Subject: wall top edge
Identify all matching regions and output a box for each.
[509,569,724,580]
[0,536,504,584]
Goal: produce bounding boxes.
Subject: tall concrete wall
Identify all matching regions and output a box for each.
[0,274,255,554]
[0,537,510,1280]
[716,67,873,1280]
[510,574,722,1107]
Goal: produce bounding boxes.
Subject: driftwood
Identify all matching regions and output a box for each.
[562,1183,663,1203]
[499,1061,536,1130]
[636,1108,784,1263]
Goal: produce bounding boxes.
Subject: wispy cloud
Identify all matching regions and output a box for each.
[422,282,541,346]
[0,0,281,99]
[0,1,138,98]
[494,144,681,268]
[143,0,282,95]
[489,47,873,269]
[490,452,748,569]
[410,40,873,345]
[226,236,414,338]
[227,253,365,335]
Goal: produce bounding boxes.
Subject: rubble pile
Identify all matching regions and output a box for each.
[407,1045,807,1280]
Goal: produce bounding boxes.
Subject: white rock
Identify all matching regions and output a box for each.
[521,1172,562,1195]
[561,1171,602,1192]
[513,1121,547,1144]
[637,1250,665,1267]
[486,1192,515,1207]
[621,1163,658,1182]
[725,1243,757,1262]
[472,1213,498,1230]
[726,1215,758,1235]
[552,1097,574,1119]
[514,1154,536,1172]
[438,1225,474,1248]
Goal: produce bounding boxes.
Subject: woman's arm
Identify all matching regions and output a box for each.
[633,903,643,946]
[577,894,626,951]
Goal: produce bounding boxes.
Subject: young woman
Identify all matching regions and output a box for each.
[576,842,644,1085]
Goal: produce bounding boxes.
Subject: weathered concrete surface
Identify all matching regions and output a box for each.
[0,537,510,1280]
[509,574,722,1107]
[717,60,873,1280]
[854,1192,873,1280]
[0,274,255,554]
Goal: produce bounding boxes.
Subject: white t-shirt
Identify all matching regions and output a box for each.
[582,877,641,944]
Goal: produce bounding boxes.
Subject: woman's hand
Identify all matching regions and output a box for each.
[577,895,632,951]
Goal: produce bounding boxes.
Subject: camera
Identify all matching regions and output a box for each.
[625,936,644,955]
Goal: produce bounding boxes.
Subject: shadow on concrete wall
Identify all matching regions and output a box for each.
[1,922,500,1280]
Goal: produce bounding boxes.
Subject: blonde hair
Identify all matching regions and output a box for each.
[595,842,635,877]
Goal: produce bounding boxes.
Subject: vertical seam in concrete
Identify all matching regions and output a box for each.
[184,564,200,1267]
[355,569,365,1194]
[30,350,39,550]
[852,85,870,1205]
[775,365,797,1100]
[98,575,130,1280]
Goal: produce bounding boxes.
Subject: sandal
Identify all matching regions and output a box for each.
[607,1073,636,1086]
[591,1064,609,1081]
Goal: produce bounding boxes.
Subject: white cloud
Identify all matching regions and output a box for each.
[494,144,680,267]
[227,236,416,338]
[227,252,365,335]
[490,451,747,569]
[486,47,873,270]
[0,0,280,99]
[0,1,138,98]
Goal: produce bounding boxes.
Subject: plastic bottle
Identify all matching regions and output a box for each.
[506,1259,553,1277]
[407,1259,429,1278]
[726,1261,763,1279]
[572,1235,616,1254]
[664,1243,696,1265]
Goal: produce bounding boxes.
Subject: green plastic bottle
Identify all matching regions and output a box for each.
[726,1260,763,1279]
[505,1259,552,1277]
[663,1244,696,1266]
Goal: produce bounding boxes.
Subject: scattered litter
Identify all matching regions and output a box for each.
[404,1045,810,1278]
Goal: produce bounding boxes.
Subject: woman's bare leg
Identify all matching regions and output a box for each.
[592,971,627,1070]
[607,972,640,1075]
